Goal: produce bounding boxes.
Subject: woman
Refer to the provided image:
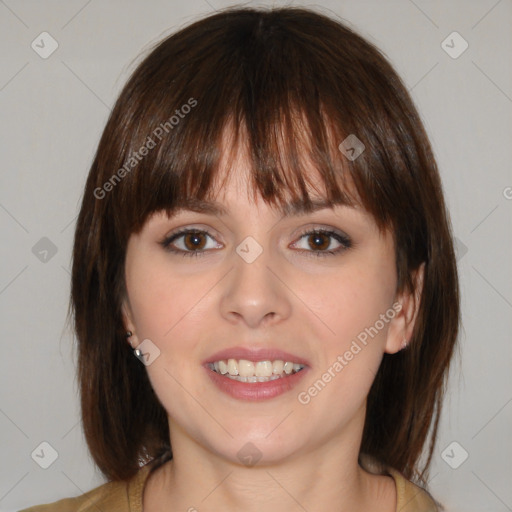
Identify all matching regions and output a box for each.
[22,6,459,511]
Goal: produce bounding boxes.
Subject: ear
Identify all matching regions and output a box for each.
[121,298,137,346]
[384,262,425,354]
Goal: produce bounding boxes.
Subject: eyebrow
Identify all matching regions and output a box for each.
[172,198,349,217]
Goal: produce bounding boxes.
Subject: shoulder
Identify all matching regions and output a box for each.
[19,465,151,512]
[386,467,439,512]
[359,453,440,512]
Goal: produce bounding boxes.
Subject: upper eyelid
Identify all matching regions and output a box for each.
[163,228,219,245]
[164,224,346,238]
[163,224,221,239]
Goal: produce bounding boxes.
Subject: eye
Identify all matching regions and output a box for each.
[160,229,221,257]
[291,228,352,257]
[160,227,352,258]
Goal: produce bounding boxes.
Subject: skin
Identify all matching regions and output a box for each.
[122,140,424,512]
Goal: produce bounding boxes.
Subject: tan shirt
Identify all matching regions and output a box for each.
[20,462,439,512]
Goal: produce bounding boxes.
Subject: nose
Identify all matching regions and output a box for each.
[219,246,292,329]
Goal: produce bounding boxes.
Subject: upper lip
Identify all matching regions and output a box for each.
[203,346,310,367]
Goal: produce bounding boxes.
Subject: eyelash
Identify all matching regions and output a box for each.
[292,228,352,257]
[160,228,353,258]
[160,227,352,259]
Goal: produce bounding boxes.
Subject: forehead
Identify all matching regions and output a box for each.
[167,196,357,220]
[202,121,360,213]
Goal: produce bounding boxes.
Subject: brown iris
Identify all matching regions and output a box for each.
[307,233,330,251]
[183,232,207,251]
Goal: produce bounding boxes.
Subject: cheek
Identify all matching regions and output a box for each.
[125,256,216,425]
[125,253,207,342]
[297,259,396,398]
[311,260,395,346]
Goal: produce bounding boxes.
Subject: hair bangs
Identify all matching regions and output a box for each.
[108,34,390,243]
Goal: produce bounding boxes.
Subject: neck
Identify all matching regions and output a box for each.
[143,408,396,512]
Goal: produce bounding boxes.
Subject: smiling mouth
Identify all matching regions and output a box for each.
[208,358,306,383]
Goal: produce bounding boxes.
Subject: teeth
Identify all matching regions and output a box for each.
[238,359,254,377]
[218,360,228,374]
[210,358,305,380]
[225,373,283,383]
[255,360,273,377]
[283,361,294,374]
[227,358,239,375]
[272,360,284,374]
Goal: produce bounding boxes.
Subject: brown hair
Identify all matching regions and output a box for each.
[71,5,460,490]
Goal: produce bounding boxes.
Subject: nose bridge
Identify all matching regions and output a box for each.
[219,239,292,328]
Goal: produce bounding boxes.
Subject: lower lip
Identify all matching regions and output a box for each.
[203,365,309,401]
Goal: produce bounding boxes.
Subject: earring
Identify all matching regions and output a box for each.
[126,331,142,358]
[401,338,408,350]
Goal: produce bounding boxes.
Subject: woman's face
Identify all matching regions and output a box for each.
[122,145,417,466]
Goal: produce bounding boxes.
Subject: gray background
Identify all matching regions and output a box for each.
[1,0,511,511]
